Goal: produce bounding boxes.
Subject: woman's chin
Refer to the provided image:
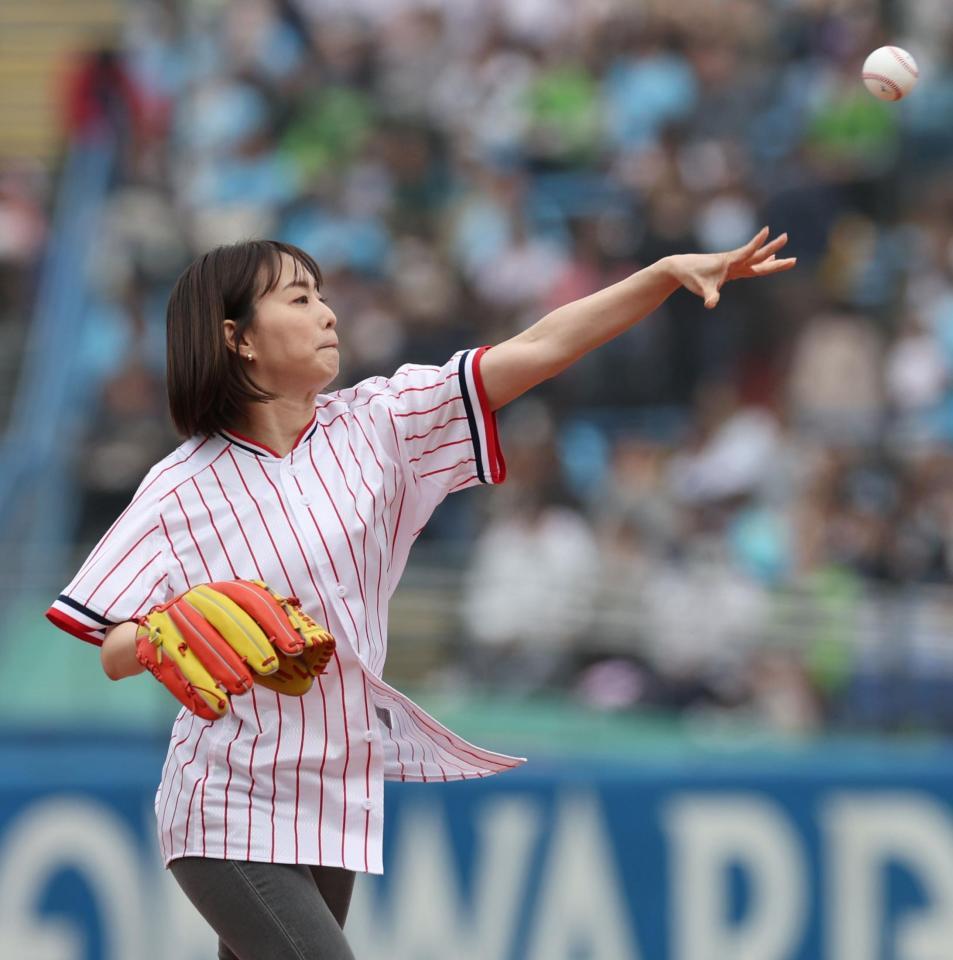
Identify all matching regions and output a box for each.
[314,361,340,392]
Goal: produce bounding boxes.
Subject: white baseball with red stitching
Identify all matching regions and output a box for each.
[862,45,919,101]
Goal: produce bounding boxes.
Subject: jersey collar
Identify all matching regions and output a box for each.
[219,408,319,459]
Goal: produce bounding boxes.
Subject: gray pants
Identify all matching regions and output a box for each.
[169,857,356,960]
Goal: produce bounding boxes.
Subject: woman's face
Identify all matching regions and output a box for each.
[234,253,339,396]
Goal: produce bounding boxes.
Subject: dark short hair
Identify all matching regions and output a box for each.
[166,239,323,437]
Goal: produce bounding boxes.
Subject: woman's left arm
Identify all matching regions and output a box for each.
[479,227,796,412]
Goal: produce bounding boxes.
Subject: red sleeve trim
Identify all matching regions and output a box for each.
[471,346,507,484]
[45,607,104,647]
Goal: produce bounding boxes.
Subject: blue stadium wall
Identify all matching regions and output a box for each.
[2,734,953,959]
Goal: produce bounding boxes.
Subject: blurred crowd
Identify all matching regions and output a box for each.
[28,0,953,734]
[0,162,47,425]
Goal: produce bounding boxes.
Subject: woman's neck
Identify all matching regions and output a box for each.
[232,394,317,458]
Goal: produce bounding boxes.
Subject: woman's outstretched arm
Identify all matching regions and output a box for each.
[479,227,795,411]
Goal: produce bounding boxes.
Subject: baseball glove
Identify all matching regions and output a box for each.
[135,579,335,720]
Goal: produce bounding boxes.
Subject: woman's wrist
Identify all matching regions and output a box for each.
[101,620,147,680]
[654,255,686,289]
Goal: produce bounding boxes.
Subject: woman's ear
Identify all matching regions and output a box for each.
[223,319,243,356]
[224,319,256,362]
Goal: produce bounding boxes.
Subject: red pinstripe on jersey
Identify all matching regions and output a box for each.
[293,697,306,861]
[293,457,364,642]
[361,672,373,871]
[132,575,168,618]
[184,764,202,851]
[227,449,295,591]
[72,437,209,583]
[46,440,229,644]
[314,371,456,416]
[394,396,461,419]
[404,415,468,442]
[173,488,212,581]
[374,686,458,778]
[159,714,196,853]
[160,514,188,586]
[319,426,369,605]
[409,436,471,463]
[420,457,476,479]
[308,443,367,606]
[335,650,351,866]
[270,689,282,861]
[48,348,523,875]
[316,671,329,861]
[199,754,210,855]
[389,487,407,577]
[193,476,238,578]
[222,718,244,859]
[246,689,263,860]
[102,552,161,618]
[210,462,263,579]
[158,446,230,508]
[54,573,165,648]
[168,722,209,857]
[340,418,386,642]
[80,524,158,604]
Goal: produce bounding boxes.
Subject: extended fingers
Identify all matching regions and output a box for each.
[749,255,797,275]
[747,232,788,265]
[734,225,770,260]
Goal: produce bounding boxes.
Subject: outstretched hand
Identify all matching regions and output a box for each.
[670,227,796,309]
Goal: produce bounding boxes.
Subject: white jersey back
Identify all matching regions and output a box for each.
[47,348,522,873]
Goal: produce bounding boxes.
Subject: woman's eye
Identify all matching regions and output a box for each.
[294,295,308,304]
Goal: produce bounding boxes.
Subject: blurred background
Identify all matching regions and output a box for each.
[5,0,953,957]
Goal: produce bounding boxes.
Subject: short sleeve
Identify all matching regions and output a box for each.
[45,484,170,646]
[384,346,506,494]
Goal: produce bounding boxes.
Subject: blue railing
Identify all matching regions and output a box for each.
[0,134,115,581]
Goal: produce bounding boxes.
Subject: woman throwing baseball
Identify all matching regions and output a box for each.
[46,231,793,959]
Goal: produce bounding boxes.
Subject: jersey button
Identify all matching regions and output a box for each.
[363,731,374,743]
[288,466,299,477]
[301,496,311,506]
[335,584,347,597]
[361,799,374,811]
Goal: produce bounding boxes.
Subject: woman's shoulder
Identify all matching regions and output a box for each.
[134,434,226,504]
[316,361,453,414]
[314,374,395,419]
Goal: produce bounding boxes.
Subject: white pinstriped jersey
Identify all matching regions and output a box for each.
[46,347,523,873]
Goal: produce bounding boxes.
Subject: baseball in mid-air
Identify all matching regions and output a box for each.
[862,46,919,101]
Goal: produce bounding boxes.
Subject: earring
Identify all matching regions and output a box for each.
[246,353,254,361]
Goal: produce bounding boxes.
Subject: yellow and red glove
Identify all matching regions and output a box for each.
[135,579,335,720]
